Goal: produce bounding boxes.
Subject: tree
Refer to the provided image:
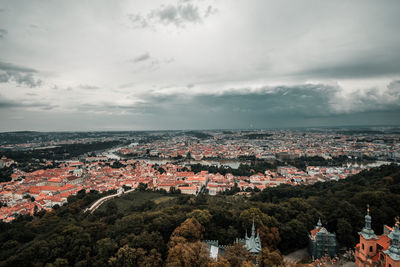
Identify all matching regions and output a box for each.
[169,187,181,195]
[207,257,230,267]
[137,183,148,192]
[96,238,118,260]
[140,249,162,267]
[224,242,250,267]
[239,208,278,230]
[166,241,210,267]
[336,218,354,248]
[258,224,281,250]
[258,247,284,267]
[168,218,204,248]
[279,219,308,251]
[166,218,210,266]
[187,209,212,226]
[52,258,69,267]
[108,245,146,267]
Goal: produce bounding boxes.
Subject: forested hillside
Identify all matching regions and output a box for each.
[0,164,399,267]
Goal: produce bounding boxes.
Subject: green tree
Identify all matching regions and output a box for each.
[108,245,146,267]
[96,238,118,260]
[336,218,355,248]
[187,209,212,226]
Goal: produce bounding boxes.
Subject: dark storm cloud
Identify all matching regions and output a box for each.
[117,82,400,129]
[0,61,37,73]
[93,82,400,119]
[0,29,7,38]
[0,96,55,110]
[139,84,339,118]
[297,55,400,79]
[128,1,214,28]
[0,60,42,87]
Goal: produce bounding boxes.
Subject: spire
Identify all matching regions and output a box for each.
[251,218,255,238]
[244,218,262,253]
[359,204,377,240]
[384,216,400,261]
[365,204,372,229]
[245,230,249,239]
[316,218,322,228]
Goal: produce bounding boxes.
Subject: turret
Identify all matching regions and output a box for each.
[384,216,400,261]
[316,218,322,229]
[359,204,377,240]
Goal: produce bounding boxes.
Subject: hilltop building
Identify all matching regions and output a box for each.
[205,220,262,260]
[355,207,400,267]
[237,220,262,254]
[308,218,338,259]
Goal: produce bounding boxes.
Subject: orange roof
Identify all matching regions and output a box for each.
[376,235,391,250]
[48,178,62,183]
[310,227,321,236]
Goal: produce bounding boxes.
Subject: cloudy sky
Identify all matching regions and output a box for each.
[0,0,400,131]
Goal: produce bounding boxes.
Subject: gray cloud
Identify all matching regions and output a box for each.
[0,29,7,38]
[0,61,37,73]
[128,1,214,28]
[80,82,400,129]
[0,60,42,87]
[297,55,400,79]
[0,72,42,88]
[78,84,100,90]
[131,52,151,63]
[128,53,174,73]
[0,96,55,110]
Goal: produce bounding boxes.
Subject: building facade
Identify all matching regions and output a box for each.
[308,218,338,259]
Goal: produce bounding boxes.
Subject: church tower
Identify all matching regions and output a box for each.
[383,217,400,267]
[355,205,378,266]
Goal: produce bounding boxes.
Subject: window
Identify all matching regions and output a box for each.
[389,264,391,267]
[362,243,364,250]
[370,246,373,252]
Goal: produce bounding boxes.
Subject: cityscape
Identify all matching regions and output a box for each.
[1,128,399,222]
[1,0,400,266]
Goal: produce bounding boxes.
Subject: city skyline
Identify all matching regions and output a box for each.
[1,0,400,131]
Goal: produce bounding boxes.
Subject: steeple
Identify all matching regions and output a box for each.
[365,204,372,229]
[243,219,262,254]
[359,204,377,240]
[316,218,322,229]
[251,219,255,238]
[384,216,400,261]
